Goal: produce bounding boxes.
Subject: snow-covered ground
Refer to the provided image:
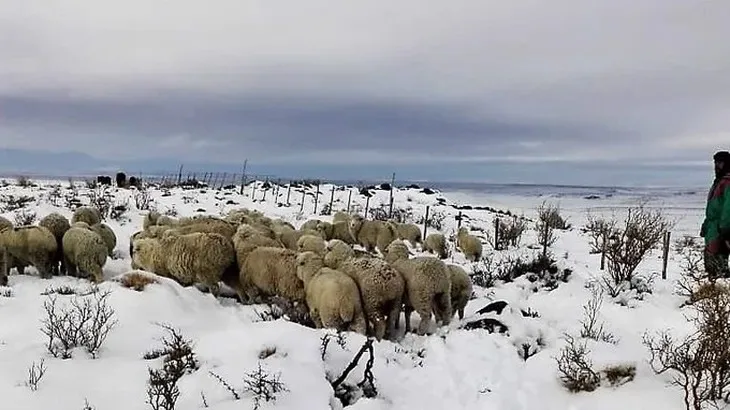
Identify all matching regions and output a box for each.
[0,177,708,410]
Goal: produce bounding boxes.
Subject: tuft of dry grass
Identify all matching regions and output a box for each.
[119,272,158,291]
[601,363,636,387]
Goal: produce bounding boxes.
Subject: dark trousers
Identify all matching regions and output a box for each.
[705,251,730,278]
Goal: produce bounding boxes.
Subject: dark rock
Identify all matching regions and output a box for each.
[462,317,508,333]
[476,300,509,315]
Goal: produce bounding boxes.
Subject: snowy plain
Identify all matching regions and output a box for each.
[0,177,709,410]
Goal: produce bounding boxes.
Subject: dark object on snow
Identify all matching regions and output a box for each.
[476,300,508,316]
[378,183,391,190]
[405,184,420,189]
[462,317,508,333]
[420,188,436,195]
[116,172,127,187]
[359,187,372,197]
[128,176,140,188]
[96,175,112,185]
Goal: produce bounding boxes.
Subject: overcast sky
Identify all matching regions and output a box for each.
[1,0,728,186]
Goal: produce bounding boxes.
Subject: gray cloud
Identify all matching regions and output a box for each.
[1,0,729,178]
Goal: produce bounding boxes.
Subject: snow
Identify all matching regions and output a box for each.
[0,178,709,409]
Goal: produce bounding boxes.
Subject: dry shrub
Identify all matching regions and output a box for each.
[120,272,158,291]
[495,217,527,250]
[584,211,618,254]
[675,247,711,304]
[601,202,672,297]
[644,281,730,410]
[555,334,601,393]
[601,363,636,387]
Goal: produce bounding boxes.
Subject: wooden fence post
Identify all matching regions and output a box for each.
[388,172,395,219]
[274,179,281,203]
[456,211,462,229]
[328,186,335,214]
[423,205,430,238]
[662,231,671,280]
[600,233,607,271]
[346,190,352,213]
[251,181,257,201]
[286,182,292,206]
[262,177,269,201]
[494,218,500,250]
[300,189,306,212]
[364,196,370,217]
[314,181,321,214]
[239,160,248,195]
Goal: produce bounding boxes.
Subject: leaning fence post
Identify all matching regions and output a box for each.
[662,231,671,279]
[286,182,292,206]
[423,205,430,238]
[493,218,500,250]
[456,211,462,229]
[314,181,321,214]
[328,186,335,214]
[346,190,353,213]
[364,196,370,217]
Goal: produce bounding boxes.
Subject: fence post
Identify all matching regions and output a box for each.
[239,160,248,195]
[274,179,281,203]
[177,164,183,185]
[314,181,321,214]
[662,231,671,280]
[423,205,430,238]
[300,189,306,212]
[346,190,353,213]
[328,186,335,214]
[456,211,462,229]
[251,181,257,201]
[364,196,370,217]
[388,172,395,219]
[262,177,269,201]
[494,218,499,250]
[286,182,292,206]
[600,233,607,271]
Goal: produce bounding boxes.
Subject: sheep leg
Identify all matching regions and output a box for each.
[416,309,433,335]
[433,292,453,326]
[370,314,386,341]
[385,300,401,340]
[458,307,465,320]
[64,256,78,277]
[404,305,413,333]
[350,312,368,335]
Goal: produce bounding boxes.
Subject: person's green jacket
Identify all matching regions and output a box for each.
[701,174,730,254]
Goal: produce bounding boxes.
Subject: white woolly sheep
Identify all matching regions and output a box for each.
[333,255,405,341]
[349,214,397,254]
[143,211,178,230]
[132,232,236,295]
[297,234,326,255]
[91,223,117,257]
[295,251,367,335]
[0,218,28,279]
[317,221,356,245]
[71,206,102,226]
[300,219,323,232]
[383,239,412,264]
[62,224,107,283]
[457,227,482,262]
[276,227,322,250]
[237,246,304,304]
[395,222,422,247]
[38,212,71,275]
[423,233,448,259]
[0,225,58,279]
[164,219,237,239]
[332,211,350,224]
[447,264,473,320]
[231,224,282,269]
[324,239,355,269]
[386,247,452,335]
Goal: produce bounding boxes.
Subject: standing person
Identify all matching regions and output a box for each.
[700,150,730,278]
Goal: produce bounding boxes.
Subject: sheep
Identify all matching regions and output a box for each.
[423,233,448,259]
[143,211,178,230]
[163,219,237,239]
[237,246,304,304]
[276,227,321,250]
[91,223,117,257]
[132,232,236,295]
[295,251,367,335]
[383,239,411,264]
[71,206,101,226]
[62,224,107,283]
[129,225,174,268]
[297,234,326,255]
[37,212,70,275]
[385,244,452,335]
[395,222,422,247]
[333,255,405,341]
[231,224,282,269]
[332,211,350,224]
[0,225,58,279]
[447,264,473,320]
[317,221,356,245]
[457,227,482,262]
[349,214,396,254]
[323,239,356,269]
[300,219,322,232]
[0,216,12,231]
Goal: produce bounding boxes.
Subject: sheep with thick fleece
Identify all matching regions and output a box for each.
[383,239,412,264]
[349,214,396,254]
[447,264,473,320]
[297,234,326,255]
[331,255,405,341]
[276,227,321,250]
[332,211,350,224]
[237,246,304,304]
[62,224,107,283]
[91,223,117,257]
[0,219,28,278]
[143,211,178,230]
[132,232,235,295]
[231,224,282,270]
[300,219,323,232]
[71,206,101,226]
[130,237,170,278]
[323,239,355,269]
[38,212,71,275]
[457,227,483,262]
[0,225,58,279]
[295,251,367,335]
[423,233,448,259]
[0,216,12,231]
[386,244,452,335]
[129,225,173,268]
[395,222,422,247]
[317,221,356,245]
[163,219,237,239]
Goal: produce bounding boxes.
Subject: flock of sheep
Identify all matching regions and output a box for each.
[0,202,485,342]
[0,206,116,286]
[132,208,482,340]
